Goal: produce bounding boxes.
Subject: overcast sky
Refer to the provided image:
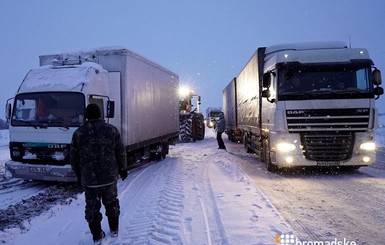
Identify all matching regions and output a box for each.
[1,0,385,119]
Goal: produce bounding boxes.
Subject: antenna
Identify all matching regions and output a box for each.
[348,34,352,48]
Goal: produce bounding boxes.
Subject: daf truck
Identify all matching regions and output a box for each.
[225,41,383,171]
[5,47,179,181]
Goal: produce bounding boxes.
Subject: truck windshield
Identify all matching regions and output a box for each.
[277,65,373,100]
[12,92,85,127]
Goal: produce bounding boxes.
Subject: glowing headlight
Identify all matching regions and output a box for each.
[360,142,376,151]
[276,143,296,152]
[285,156,294,164]
[362,156,371,163]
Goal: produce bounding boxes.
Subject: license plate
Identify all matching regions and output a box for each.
[317,161,340,166]
[30,167,48,173]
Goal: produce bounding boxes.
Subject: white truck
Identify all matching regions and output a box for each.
[225,41,383,171]
[205,107,222,128]
[5,47,180,182]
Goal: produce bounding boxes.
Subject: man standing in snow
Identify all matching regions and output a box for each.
[216,112,226,150]
[70,103,128,244]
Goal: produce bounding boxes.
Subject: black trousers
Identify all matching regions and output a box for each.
[217,132,226,149]
[84,183,120,224]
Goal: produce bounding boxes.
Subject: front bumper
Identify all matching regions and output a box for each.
[5,160,77,182]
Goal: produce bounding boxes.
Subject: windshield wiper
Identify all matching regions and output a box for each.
[333,88,365,94]
[14,119,38,129]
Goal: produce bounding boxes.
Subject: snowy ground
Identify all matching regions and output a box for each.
[0,127,385,244]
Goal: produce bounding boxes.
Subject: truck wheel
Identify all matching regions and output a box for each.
[267,162,279,172]
[243,134,252,153]
[263,139,278,172]
[180,115,193,142]
[193,113,205,141]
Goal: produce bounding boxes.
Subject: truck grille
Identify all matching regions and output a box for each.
[300,132,354,161]
[286,108,370,132]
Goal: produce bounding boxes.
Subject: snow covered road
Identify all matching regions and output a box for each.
[1,130,292,244]
[229,142,385,244]
[1,128,385,244]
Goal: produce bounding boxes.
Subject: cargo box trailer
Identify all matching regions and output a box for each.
[5,47,179,181]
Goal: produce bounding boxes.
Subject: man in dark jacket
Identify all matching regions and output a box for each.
[216,112,226,150]
[70,103,128,244]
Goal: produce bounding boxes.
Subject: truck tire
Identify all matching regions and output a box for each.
[243,134,252,153]
[180,115,193,142]
[194,114,205,140]
[267,162,279,172]
[263,139,278,172]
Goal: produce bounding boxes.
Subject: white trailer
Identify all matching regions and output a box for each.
[227,41,383,171]
[5,48,179,181]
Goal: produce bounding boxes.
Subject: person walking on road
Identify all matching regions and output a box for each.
[70,103,128,244]
[216,112,226,150]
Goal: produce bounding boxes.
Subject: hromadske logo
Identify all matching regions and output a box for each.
[276,233,358,245]
[276,233,295,244]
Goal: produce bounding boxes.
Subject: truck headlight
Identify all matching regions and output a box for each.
[360,142,376,151]
[12,149,21,157]
[276,142,296,152]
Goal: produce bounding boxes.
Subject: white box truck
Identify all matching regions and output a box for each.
[225,41,383,171]
[5,47,180,181]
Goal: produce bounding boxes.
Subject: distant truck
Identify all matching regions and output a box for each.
[222,78,242,142]
[5,48,179,182]
[224,41,383,171]
[205,107,222,128]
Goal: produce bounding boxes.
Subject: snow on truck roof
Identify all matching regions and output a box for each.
[39,47,178,78]
[263,41,371,65]
[265,41,348,55]
[18,63,105,93]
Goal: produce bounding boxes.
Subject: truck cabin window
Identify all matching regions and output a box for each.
[277,66,373,100]
[12,92,85,127]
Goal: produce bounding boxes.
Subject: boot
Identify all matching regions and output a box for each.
[108,216,119,237]
[89,222,105,244]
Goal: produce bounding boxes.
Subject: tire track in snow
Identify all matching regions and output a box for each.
[179,144,231,245]
[111,159,185,245]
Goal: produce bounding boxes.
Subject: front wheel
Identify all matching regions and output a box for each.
[263,139,278,172]
[267,162,279,172]
[243,134,252,153]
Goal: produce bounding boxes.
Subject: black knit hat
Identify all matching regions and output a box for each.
[85,103,101,120]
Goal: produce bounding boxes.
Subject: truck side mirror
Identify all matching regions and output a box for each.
[262,89,276,103]
[373,68,382,85]
[374,86,384,96]
[262,89,270,98]
[6,103,12,120]
[5,98,13,120]
[263,73,271,88]
[106,100,115,118]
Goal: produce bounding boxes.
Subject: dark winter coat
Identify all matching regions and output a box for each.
[70,119,127,187]
[216,113,226,133]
